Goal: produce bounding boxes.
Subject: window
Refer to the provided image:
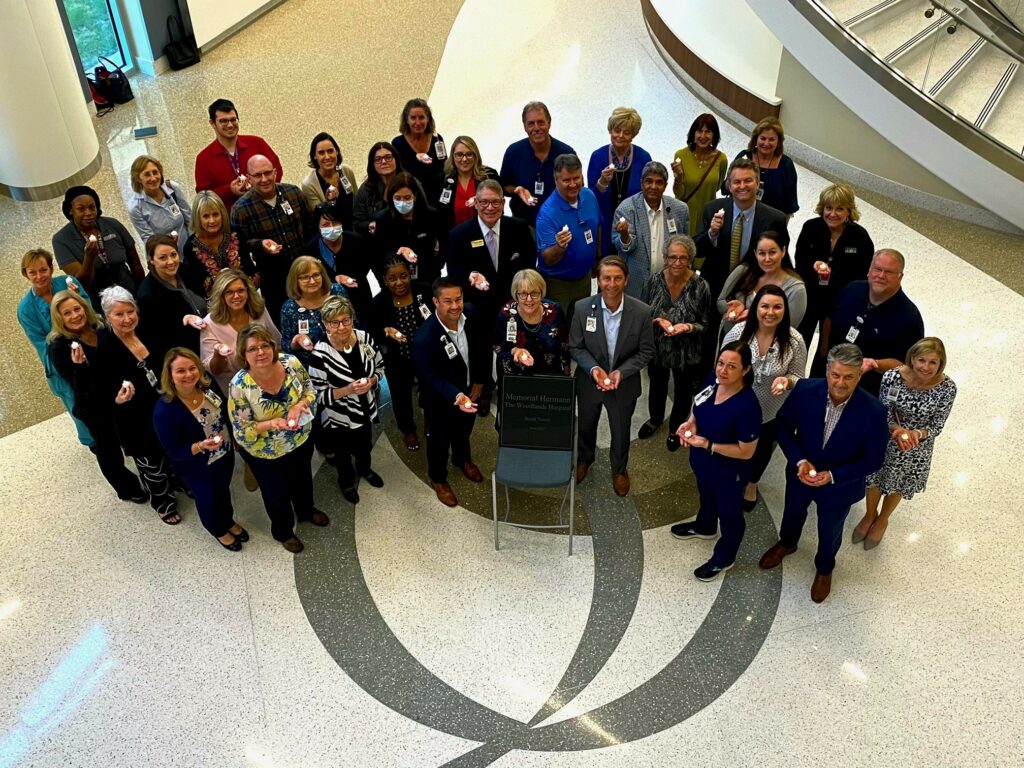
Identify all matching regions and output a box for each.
[63,0,131,73]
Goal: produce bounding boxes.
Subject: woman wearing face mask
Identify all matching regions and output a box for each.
[305,201,372,322]
[94,286,186,525]
[181,191,258,298]
[718,230,805,340]
[127,154,191,250]
[670,341,761,582]
[300,132,358,227]
[48,289,148,502]
[371,172,443,284]
[353,141,404,237]
[279,256,348,368]
[136,235,208,364]
[52,185,145,298]
[722,284,806,510]
[368,255,433,450]
[857,338,957,549]
[18,248,93,446]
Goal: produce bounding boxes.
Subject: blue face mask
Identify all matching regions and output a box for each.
[393,199,415,215]
[320,225,343,241]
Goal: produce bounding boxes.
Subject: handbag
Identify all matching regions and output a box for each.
[89,56,133,105]
[681,150,720,204]
[164,14,201,70]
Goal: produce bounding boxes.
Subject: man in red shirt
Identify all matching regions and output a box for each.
[194,98,282,210]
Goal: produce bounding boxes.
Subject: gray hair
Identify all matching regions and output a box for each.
[873,248,905,271]
[476,179,503,198]
[665,234,696,265]
[99,285,138,316]
[553,153,582,175]
[827,343,863,369]
[641,160,668,183]
[510,268,546,298]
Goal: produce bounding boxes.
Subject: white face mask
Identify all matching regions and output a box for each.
[393,199,415,215]
[320,225,343,241]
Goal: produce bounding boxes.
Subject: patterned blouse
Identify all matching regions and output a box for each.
[723,323,807,423]
[191,390,231,465]
[642,271,711,369]
[494,299,570,376]
[181,233,255,297]
[228,354,317,458]
[307,330,386,430]
[278,283,349,367]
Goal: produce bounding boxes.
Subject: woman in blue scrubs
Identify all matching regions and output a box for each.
[670,340,761,581]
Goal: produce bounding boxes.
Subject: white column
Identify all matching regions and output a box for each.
[0,0,100,200]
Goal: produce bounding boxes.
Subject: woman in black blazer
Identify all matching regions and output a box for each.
[135,234,208,364]
[153,347,248,551]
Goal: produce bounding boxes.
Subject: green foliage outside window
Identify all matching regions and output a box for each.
[64,0,123,71]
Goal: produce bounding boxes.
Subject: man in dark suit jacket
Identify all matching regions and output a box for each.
[694,157,787,302]
[447,179,536,413]
[412,277,493,507]
[569,256,656,496]
[758,343,889,603]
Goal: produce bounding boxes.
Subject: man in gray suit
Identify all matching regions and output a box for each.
[569,256,656,496]
[611,161,691,300]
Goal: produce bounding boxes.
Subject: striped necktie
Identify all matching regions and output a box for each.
[729,211,744,271]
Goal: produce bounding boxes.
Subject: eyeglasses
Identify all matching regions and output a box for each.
[373,154,395,165]
[215,117,238,126]
[453,152,476,160]
[246,343,273,354]
[869,266,901,277]
[476,199,503,209]
[325,317,354,328]
[297,273,322,283]
[250,170,275,179]
[224,288,248,297]
[516,291,542,301]
[665,255,688,262]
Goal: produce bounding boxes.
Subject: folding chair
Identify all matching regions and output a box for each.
[491,375,577,555]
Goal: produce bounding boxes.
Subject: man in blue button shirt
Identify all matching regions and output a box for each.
[500,101,575,226]
[535,153,601,325]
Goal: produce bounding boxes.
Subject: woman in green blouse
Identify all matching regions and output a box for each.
[671,114,728,237]
[228,324,328,553]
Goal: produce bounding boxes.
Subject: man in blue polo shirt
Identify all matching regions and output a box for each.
[535,153,601,325]
[500,101,575,226]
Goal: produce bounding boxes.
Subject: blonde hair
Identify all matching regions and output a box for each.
[208,269,264,324]
[510,268,546,299]
[905,337,947,378]
[815,182,861,221]
[286,256,330,301]
[442,135,488,181]
[747,116,785,157]
[189,190,230,237]
[160,347,212,401]
[320,295,355,324]
[607,107,642,136]
[21,248,54,276]
[130,155,165,193]
[47,290,103,343]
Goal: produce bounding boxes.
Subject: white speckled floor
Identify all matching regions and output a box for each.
[1,0,1022,766]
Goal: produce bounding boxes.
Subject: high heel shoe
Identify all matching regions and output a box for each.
[851,529,867,544]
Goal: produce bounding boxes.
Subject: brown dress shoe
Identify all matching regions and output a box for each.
[575,462,591,484]
[758,541,798,569]
[281,536,304,553]
[431,482,458,507]
[461,461,484,483]
[811,572,832,603]
[308,508,330,527]
[612,472,630,496]
[403,432,420,451]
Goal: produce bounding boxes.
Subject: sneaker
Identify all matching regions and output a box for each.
[694,561,734,581]
[361,470,384,488]
[670,523,716,540]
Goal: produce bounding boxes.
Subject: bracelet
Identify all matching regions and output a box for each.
[707,441,714,454]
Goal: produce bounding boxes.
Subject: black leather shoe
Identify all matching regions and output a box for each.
[341,486,360,504]
[361,470,384,488]
[666,434,681,452]
[638,420,661,439]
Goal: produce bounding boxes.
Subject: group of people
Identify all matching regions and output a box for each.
[17,96,957,602]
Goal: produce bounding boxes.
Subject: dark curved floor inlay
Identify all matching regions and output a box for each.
[295,424,782,766]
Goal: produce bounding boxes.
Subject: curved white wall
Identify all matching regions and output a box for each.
[747,0,1023,228]
[651,0,782,105]
[0,0,99,190]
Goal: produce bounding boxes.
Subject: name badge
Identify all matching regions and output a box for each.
[884,384,900,402]
[844,246,857,254]
[145,367,159,388]
[298,319,310,335]
[340,176,353,194]
[281,201,294,215]
[409,263,418,280]
[694,384,715,406]
[584,229,594,245]
[471,239,485,248]
[534,181,544,195]
[444,342,458,359]
[846,327,860,343]
[419,302,432,320]
[440,188,452,205]
[756,182,765,201]
[434,139,447,159]
[506,318,517,343]
[667,218,678,234]
[168,203,181,216]
[585,316,597,333]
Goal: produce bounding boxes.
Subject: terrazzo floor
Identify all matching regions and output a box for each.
[1,0,1022,766]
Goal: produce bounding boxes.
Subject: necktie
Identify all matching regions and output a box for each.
[729,211,744,271]
[485,229,498,270]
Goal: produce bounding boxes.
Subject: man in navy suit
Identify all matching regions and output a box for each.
[412,277,492,507]
[758,343,888,602]
[447,179,536,414]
